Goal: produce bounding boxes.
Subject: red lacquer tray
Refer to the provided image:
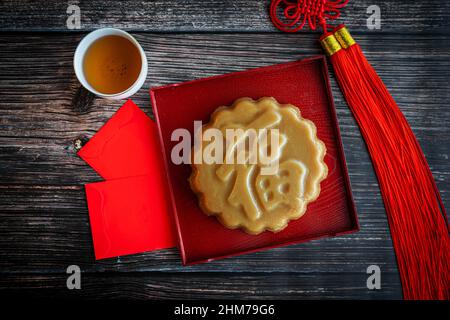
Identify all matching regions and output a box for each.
[151,55,359,265]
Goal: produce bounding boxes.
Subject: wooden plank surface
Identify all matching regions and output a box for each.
[0,31,449,299]
[1,272,402,299]
[1,0,449,300]
[0,0,449,33]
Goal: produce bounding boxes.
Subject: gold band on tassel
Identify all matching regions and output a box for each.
[320,34,342,56]
[334,26,356,49]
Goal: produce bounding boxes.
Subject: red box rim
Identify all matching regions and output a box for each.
[150,55,359,265]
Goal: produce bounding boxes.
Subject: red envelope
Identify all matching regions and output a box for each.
[78,100,162,180]
[85,175,176,259]
[78,100,176,259]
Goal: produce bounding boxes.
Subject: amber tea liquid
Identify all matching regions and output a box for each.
[83,35,142,94]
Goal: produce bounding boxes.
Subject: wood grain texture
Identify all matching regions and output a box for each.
[0,0,449,33]
[0,272,401,299]
[0,33,449,297]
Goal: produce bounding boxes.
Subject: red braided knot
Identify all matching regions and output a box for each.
[270,0,348,33]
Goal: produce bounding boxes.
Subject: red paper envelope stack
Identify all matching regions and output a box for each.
[78,100,176,260]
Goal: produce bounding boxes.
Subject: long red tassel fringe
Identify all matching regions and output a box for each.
[269,0,449,300]
[327,27,449,300]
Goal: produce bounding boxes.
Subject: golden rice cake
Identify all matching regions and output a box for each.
[190,97,328,234]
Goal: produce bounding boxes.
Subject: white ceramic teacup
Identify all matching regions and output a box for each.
[73,28,148,100]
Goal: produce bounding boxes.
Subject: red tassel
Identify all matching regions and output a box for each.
[269,0,449,299]
[321,26,449,300]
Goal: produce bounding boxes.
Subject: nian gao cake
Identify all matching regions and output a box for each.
[189,97,328,234]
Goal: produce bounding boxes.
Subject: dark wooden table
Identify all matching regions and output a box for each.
[0,0,449,299]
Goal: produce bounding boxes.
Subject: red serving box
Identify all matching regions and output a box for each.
[151,55,359,265]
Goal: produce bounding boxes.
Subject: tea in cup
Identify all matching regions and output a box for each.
[74,28,148,100]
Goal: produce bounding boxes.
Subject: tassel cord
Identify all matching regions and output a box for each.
[330,41,449,300]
